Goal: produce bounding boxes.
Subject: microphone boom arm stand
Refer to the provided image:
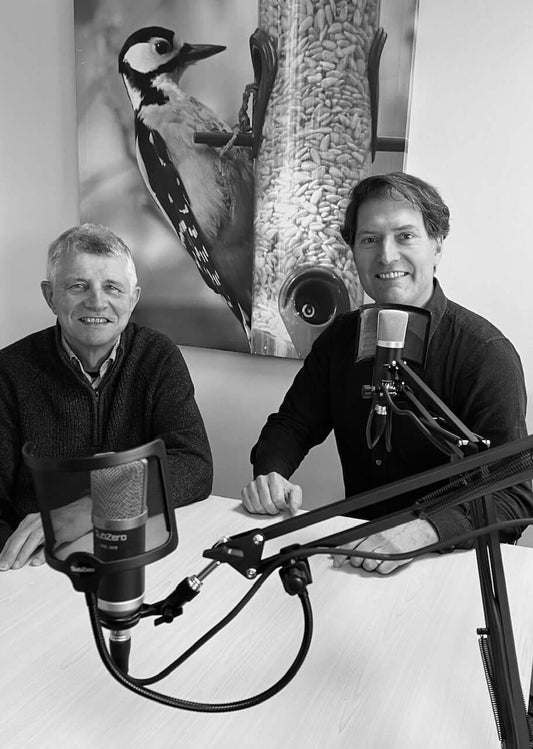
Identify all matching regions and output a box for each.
[389,359,530,748]
[205,359,532,748]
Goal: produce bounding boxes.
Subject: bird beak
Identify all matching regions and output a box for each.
[178,43,226,65]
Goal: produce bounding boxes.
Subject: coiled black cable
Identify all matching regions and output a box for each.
[85,516,533,712]
[85,579,313,712]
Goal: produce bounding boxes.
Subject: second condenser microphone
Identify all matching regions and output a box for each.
[366,309,409,449]
[91,459,148,621]
[373,308,409,391]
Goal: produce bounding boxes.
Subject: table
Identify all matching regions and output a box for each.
[2,496,533,749]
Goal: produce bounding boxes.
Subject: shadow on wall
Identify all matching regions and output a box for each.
[134,304,249,354]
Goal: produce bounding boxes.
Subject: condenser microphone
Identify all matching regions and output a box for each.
[91,458,148,671]
[366,309,409,449]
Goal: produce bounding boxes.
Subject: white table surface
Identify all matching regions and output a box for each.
[2,496,533,749]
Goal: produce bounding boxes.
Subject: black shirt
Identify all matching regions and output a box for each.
[251,282,532,545]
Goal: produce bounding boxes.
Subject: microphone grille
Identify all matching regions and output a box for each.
[91,460,147,520]
[377,309,409,346]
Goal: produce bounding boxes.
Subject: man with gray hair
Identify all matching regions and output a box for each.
[0,224,213,570]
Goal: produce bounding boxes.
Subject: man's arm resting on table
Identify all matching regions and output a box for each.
[333,518,439,576]
[152,345,213,507]
[0,495,94,571]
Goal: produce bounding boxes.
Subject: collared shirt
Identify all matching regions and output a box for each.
[61,335,121,389]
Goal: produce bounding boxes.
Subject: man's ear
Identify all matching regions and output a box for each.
[40,281,56,314]
[132,285,141,310]
[433,238,444,271]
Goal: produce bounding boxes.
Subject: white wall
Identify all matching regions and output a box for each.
[0,0,532,513]
[0,1,80,340]
[406,0,533,419]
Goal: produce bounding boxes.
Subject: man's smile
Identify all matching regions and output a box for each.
[376,271,409,280]
[79,317,111,324]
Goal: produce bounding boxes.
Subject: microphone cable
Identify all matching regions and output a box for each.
[84,437,533,710]
[83,514,533,712]
[381,384,464,457]
[85,556,314,712]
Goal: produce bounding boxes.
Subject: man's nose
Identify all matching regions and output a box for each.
[377,237,400,265]
[85,286,107,308]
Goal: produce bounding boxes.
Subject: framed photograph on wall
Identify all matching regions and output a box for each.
[74,0,418,358]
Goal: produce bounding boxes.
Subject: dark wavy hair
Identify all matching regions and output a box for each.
[340,172,450,247]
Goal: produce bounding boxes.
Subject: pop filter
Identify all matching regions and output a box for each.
[355,302,431,367]
[22,439,178,595]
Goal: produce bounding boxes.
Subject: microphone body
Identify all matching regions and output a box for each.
[372,309,409,392]
[366,309,409,449]
[91,458,148,671]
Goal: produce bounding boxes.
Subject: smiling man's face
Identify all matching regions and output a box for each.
[41,250,140,370]
[352,197,443,308]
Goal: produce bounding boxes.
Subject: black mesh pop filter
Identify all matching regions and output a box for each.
[355,302,431,367]
[22,439,178,593]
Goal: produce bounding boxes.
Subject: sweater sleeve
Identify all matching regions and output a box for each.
[150,345,213,507]
[0,370,20,550]
[251,321,337,479]
[428,336,532,546]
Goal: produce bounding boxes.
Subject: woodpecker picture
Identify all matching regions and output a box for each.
[118,26,254,340]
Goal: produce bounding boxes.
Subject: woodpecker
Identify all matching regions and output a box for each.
[118,27,254,339]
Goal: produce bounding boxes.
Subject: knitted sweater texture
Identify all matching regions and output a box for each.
[0,322,213,548]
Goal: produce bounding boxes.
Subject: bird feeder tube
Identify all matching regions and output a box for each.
[251,0,380,358]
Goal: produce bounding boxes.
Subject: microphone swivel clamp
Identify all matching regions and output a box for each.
[154,559,221,626]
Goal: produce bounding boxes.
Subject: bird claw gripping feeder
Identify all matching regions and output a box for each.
[194,27,278,160]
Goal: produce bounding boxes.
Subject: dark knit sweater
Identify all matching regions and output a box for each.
[0,322,213,549]
[252,282,532,546]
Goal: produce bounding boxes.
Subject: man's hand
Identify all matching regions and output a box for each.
[0,497,93,572]
[51,496,93,546]
[333,519,439,575]
[0,513,45,570]
[241,472,303,516]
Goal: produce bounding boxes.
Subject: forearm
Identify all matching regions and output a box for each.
[251,418,311,479]
[252,321,338,479]
[0,382,19,550]
[428,481,533,549]
[431,337,533,547]
[166,444,213,506]
[151,347,213,507]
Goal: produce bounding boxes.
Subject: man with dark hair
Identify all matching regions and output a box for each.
[340,171,451,248]
[241,173,532,573]
[0,224,213,570]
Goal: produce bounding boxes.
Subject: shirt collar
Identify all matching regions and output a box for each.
[61,334,121,384]
[423,279,447,342]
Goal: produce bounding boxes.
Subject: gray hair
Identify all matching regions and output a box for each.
[46,224,138,286]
